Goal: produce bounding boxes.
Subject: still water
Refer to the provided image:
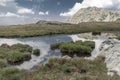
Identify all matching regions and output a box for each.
[0,35,107,70]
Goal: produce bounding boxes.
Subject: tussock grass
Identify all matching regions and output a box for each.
[0,43,33,65]
[51,41,95,57]
[0,57,119,80]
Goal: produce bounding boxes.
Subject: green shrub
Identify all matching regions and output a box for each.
[0,43,34,65]
[7,51,31,65]
[76,41,95,49]
[92,31,101,35]
[23,53,31,61]
[0,68,20,80]
[50,43,61,50]
[0,59,6,68]
[33,49,40,56]
[7,51,25,64]
[11,44,33,53]
[82,41,95,49]
[1,44,10,49]
[0,48,8,59]
[60,42,93,57]
[1,68,20,75]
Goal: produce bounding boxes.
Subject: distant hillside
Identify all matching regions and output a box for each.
[67,7,120,24]
[36,20,64,25]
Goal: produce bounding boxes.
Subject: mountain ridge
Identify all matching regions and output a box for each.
[67,7,120,24]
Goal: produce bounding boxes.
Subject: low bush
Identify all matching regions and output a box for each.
[23,53,31,61]
[11,44,33,53]
[0,59,6,68]
[50,43,61,50]
[7,51,31,65]
[0,48,8,59]
[1,44,10,49]
[0,68,21,80]
[82,41,95,49]
[92,31,101,35]
[33,49,40,56]
[59,41,94,57]
[0,43,34,66]
[7,51,25,64]
[76,41,95,49]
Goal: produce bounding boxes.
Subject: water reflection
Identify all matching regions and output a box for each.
[0,35,72,70]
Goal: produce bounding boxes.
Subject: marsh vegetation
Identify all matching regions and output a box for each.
[0,43,39,65]
[51,41,95,57]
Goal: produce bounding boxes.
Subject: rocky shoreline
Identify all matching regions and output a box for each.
[77,32,117,40]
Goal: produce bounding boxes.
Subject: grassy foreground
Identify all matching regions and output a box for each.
[0,22,120,38]
[0,57,119,80]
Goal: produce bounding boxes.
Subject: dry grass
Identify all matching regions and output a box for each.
[0,22,119,38]
[0,57,120,80]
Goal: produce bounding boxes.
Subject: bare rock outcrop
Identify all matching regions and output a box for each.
[67,7,120,24]
[100,39,120,76]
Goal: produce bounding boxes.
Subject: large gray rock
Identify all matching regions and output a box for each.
[67,7,120,24]
[100,39,120,76]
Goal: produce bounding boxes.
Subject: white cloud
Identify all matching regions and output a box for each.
[38,11,45,15]
[60,0,120,17]
[60,3,82,17]
[0,12,22,18]
[0,0,15,6]
[39,11,49,15]
[45,11,49,15]
[17,8,35,14]
[0,0,41,25]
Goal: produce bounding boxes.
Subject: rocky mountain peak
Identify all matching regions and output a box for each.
[67,7,120,24]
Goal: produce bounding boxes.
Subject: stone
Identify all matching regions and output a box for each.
[99,39,120,76]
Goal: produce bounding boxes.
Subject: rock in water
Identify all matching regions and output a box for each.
[67,7,120,24]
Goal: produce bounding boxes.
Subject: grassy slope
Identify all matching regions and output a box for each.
[0,22,119,38]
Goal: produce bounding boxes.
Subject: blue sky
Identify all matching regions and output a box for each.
[0,0,120,25]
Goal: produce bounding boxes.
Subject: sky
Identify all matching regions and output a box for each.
[0,0,120,25]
